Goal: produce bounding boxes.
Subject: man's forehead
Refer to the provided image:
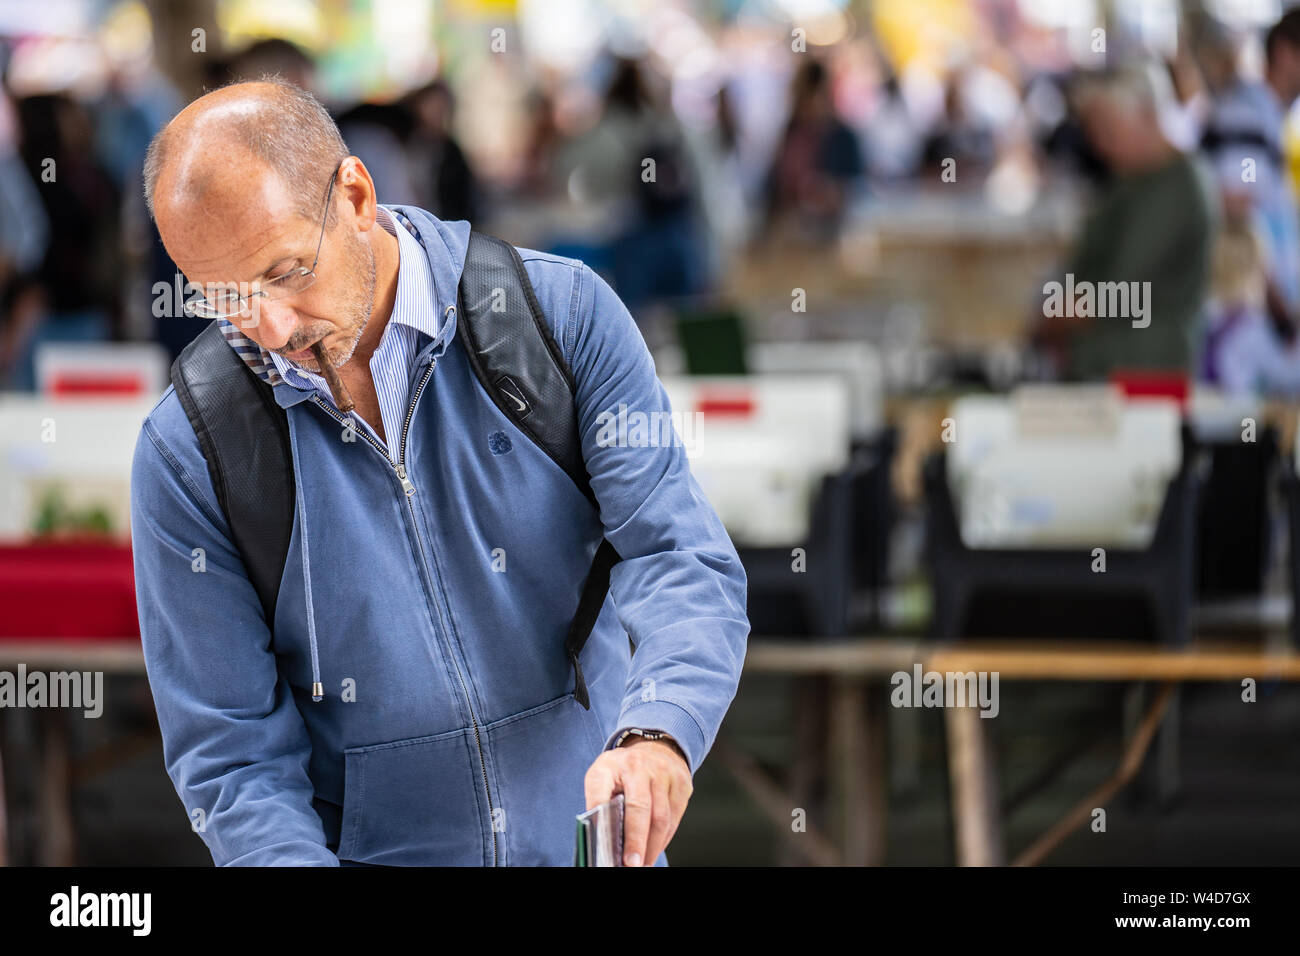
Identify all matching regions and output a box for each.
[157,164,309,279]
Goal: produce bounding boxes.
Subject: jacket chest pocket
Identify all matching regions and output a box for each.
[338,728,488,865]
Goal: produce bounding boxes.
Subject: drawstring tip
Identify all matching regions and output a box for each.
[312,682,323,702]
[569,652,591,710]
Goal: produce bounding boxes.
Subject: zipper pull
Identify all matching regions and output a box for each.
[395,463,416,497]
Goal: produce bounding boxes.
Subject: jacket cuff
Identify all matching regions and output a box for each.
[222,841,341,866]
[603,699,706,775]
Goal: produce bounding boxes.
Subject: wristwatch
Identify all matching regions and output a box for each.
[614,727,670,747]
[614,727,685,763]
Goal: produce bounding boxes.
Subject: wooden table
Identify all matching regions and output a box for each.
[0,639,147,866]
[721,636,1300,867]
[8,637,1300,867]
[929,639,1300,866]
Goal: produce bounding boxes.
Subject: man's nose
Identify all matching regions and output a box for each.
[246,297,301,350]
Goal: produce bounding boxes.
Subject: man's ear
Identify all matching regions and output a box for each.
[338,156,379,232]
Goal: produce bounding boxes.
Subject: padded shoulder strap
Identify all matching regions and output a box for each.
[456,231,595,506]
[169,322,295,626]
[456,231,621,707]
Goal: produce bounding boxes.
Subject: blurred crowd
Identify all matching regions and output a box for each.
[5,5,1300,398]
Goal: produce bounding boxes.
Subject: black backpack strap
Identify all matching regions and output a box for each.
[565,539,621,708]
[457,231,592,499]
[457,230,621,709]
[169,322,295,627]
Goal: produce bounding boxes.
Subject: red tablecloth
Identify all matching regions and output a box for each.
[0,541,139,639]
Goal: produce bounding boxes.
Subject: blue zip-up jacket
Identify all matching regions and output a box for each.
[129,204,749,866]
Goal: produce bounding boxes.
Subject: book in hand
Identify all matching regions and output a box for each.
[574,793,624,867]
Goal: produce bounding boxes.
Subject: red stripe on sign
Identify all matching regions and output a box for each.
[697,395,755,417]
[49,376,145,396]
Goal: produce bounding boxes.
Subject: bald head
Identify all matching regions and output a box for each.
[144,78,348,228]
[142,77,396,371]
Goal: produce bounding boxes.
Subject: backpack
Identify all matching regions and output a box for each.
[168,229,619,709]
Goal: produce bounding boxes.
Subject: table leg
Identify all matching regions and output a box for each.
[829,677,887,865]
[38,709,74,866]
[1127,682,1182,807]
[945,700,1004,866]
[781,675,828,867]
[0,713,7,867]
[1154,687,1181,806]
[891,702,922,795]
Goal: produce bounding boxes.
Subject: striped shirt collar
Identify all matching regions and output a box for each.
[217,205,437,389]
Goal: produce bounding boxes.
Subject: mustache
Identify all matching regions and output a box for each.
[277,328,334,355]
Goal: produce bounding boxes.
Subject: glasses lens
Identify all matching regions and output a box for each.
[184,298,227,319]
[260,268,316,300]
[185,290,250,320]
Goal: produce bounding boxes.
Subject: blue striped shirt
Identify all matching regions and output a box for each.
[250,205,440,455]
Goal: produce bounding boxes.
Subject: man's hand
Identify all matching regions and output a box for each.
[584,738,692,867]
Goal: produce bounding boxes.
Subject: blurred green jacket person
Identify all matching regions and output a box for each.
[1065,150,1217,380]
[1047,65,1218,381]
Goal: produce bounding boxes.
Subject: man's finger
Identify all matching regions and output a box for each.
[584,759,618,810]
[620,767,653,867]
[642,773,672,866]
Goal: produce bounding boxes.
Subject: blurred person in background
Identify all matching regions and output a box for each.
[1200,212,1300,396]
[921,68,1000,181]
[96,62,182,191]
[517,86,561,199]
[680,83,749,291]
[96,59,192,359]
[860,73,924,183]
[1033,65,1217,382]
[603,56,709,307]
[0,81,49,388]
[757,57,864,246]
[1159,47,1212,153]
[335,98,419,206]
[553,56,709,309]
[400,80,479,224]
[1201,9,1300,343]
[8,91,123,390]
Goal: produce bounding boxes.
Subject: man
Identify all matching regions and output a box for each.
[1202,10,1300,323]
[130,79,749,866]
[1035,64,1217,381]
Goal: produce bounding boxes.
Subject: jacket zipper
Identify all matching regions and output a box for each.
[310,342,500,866]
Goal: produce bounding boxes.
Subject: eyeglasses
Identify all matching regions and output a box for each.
[183,161,343,320]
